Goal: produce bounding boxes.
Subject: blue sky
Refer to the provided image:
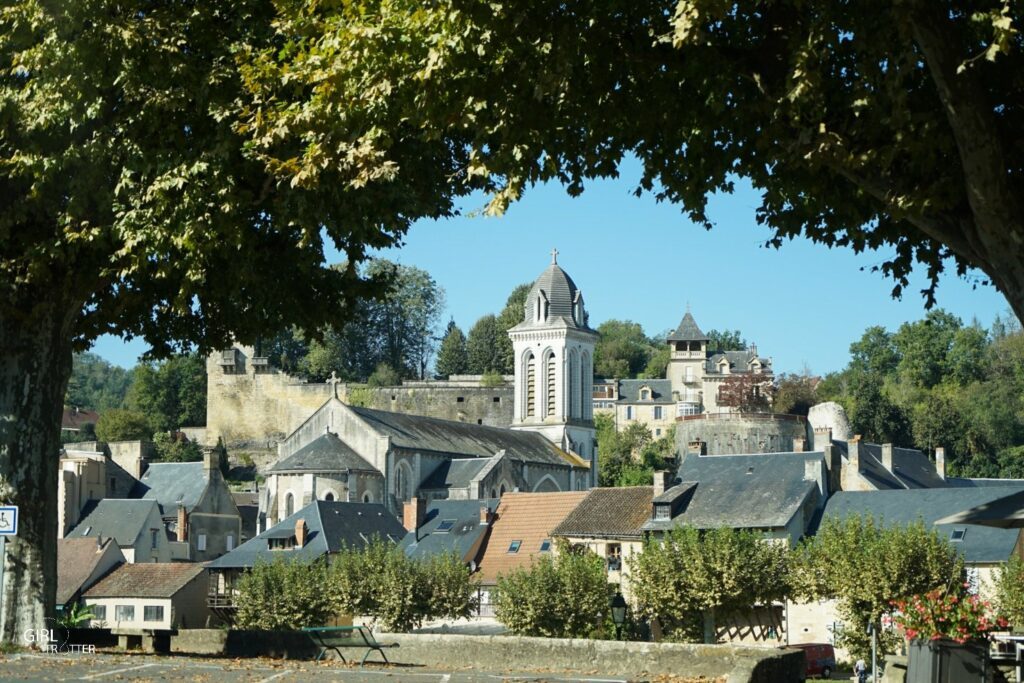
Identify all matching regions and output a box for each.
[92,161,1010,375]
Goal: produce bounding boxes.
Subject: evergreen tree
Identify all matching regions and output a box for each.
[466,315,504,374]
[494,282,532,374]
[435,320,469,378]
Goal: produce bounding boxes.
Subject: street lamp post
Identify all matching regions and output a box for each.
[610,592,627,640]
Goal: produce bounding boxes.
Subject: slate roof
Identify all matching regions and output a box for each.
[206,501,406,569]
[833,441,946,490]
[349,406,582,468]
[552,486,653,539]
[67,499,161,547]
[400,499,500,564]
[420,459,489,490]
[57,538,121,605]
[667,311,709,342]
[475,491,588,583]
[62,407,100,431]
[133,462,208,514]
[948,478,1024,488]
[84,563,206,599]
[706,350,769,375]
[817,486,1024,563]
[616,379,674,404]
[269,432,376,473]
[643,452,823,532]
[511,259,594,332]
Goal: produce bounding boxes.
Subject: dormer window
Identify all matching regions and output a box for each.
[654,504,671,520]
[639,387,651,401]
[269,536,296,550]
[719,360,729,374]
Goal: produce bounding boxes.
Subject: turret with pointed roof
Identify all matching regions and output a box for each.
[667,310,709,343]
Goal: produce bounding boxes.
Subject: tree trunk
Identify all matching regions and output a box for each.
[0,295,76,645]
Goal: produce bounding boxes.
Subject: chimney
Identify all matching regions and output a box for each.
[203,447,217,473]
[403,497,426,533]
[295,518,308,547]
[479,505,492,526]
[653,470,671,498]
[176,504,188,543]
[793,437,805,453]
[935,447,946,480]
[804,458,826,504]
[881,443,894,472]
[812,427,832,453]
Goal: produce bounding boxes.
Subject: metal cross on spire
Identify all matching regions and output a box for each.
[551,248,559,264]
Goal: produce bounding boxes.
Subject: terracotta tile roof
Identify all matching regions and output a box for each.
[57,538,119,605]
[475,491,587,584]
[62,407,100,430]
[84,562,206,599]
[552,486,653,539]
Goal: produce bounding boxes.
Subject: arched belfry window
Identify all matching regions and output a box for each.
[396,461,413,502]
[525,351,537,417]
[581,351,592,420]
[545,350,557,417]
[285,492,294,518]
[569,350,580,418]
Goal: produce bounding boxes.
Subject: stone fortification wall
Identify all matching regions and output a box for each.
[675,413,809,456]
[206,347,514,457]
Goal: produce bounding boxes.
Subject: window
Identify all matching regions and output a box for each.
[539,539,551,553]
[625,406,633,420]
[508,540,522,553]
[493,396,501,403]
[150,529,158,550]
[324,492,335,502]
[456,396,465,403]
[656,428,662,437]
[950,529,967,542]
[92,605,106,621]
[607,544,622,572]
[143,606,164,622]
[685,366,694,382]
[436,519,456,532]
[654,406,663,420]
[655,504,671,520]
[226,535,235,551]
[115,605,135,622]
[640,389,650,400]
[197,534,207,551]
[362,492,372,503]
[285,492,294,518]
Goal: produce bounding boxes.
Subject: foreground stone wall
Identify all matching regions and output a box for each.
[206,347,514,461]
[676,413,809,456]
[170,630,804,682]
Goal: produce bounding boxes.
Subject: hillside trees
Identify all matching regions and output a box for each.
[124,353,207,431]
[64,353,132,411]
[435,320,469,377]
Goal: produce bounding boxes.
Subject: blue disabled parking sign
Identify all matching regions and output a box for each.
[0,506,17,536]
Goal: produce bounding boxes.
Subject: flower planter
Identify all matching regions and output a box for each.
[906,638,987,683]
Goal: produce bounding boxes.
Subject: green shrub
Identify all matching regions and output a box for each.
[234,558,337,630]
[997,555,1024,630]
[152,432,202,462]
[95,409,153,442]
[495,542,610,638]
[480,370,505,388]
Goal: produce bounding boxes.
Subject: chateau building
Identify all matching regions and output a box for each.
[256,254,597,525]
[608,310,774,432]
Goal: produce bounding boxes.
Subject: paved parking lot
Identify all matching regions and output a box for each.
[0,652,636,683]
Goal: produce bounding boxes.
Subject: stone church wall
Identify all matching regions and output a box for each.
[675,413,809,456]
[206,347,514,464]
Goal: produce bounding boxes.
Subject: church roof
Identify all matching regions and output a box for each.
[349,406,583,468]
[132,462,208,514]
[269,432,376,474]
[511,254,593,332]
[667,311,709,342]
[420,458,490,490]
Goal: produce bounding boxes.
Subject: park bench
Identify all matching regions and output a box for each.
[301,625,399,665]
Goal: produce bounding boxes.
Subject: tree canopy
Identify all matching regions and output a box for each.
[244,0,1024,319]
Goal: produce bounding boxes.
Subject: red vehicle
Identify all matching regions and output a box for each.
[790,643,837,679]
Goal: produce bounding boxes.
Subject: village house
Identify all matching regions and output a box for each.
[473,491,588,615]
[205,500,406,620]
[67,499,172,564]
[398,498,500,571]
[58,441,146,537]
[789,485,1024,657]
[83,563,213,630]
[56,537,125,614]
[550,485,653,599]
[132,450,242,562]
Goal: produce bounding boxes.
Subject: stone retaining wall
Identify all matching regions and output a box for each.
[170,630,804,682]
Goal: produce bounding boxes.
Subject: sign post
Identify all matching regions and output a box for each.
[0,505,18,619]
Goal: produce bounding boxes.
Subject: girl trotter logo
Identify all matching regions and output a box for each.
[22,618,95,655]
